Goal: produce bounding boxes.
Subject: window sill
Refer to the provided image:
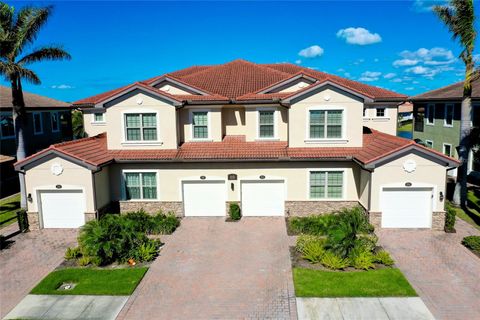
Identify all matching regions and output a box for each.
[121,141,163,146]
[189,139,213,142]
[308,198,346,201]
[371,117,390,122]
[119,199,159,202]
[443,124,453,128]
[425,123,435,126]
[91,122,106,126]
[304,139,348,144]
[255,138,280,141]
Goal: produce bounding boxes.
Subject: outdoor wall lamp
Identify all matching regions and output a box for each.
[231,183,234,191]
[27,193,32,202]
[439,191,444,202]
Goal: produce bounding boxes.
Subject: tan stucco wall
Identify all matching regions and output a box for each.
[108,161,359,203]
[83,92,178,149]
[369,153,447,212]
[244,106,288,141]
[222,107,246,136]
[358,168,371,209]
[362,106,398,135]
[83,113,107,137]
[157,84,192,95]
[94,166,110,209]
[288,87,363,148]
[24,157,94,213]
[179,107,223,142]
[278,81,311,93]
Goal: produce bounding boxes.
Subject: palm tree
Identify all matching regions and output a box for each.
[434,0,476,207]
[0,3,71,208]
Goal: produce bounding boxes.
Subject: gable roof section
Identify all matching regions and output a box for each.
[0,85,70,109]
[73,59,406,107]
[410,76,480,101]
[15,128,458,171]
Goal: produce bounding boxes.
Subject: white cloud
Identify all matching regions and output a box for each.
[412,0,449,12]
[383,73,397,79]
[295,59,302,64]
[404,87,415,91]
[405,65,454,79]
[399,47,455,65]
[51,84,73,89]
[405,66,430,75]
[359,71,382,82]
[298,45,324,58]
[391,78,403,83]
[336,27,382,45]
[393,59,419,67]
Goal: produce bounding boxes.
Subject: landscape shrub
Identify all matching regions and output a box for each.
[77,256,92,266]
[289,214,335,235]
[301,240,326,264]
[351,251,376,270]
[150,212,180,234]
[131,239,161,262]
[228,203,241,221]
[320,251,350,270]
[124,210,155,233]
[462,235,480,252]
[65,247,82,260]
[295,234,325,253]
[444,202,456,233]
[356,234,378,253]
[374,250,395,266]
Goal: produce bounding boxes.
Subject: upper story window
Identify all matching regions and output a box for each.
[309,110,343,139]
[258,110,275,138]
[192,111,209,139]
[33,112,43,135]
[51,112,59,132]
[124,113,157,141]
[444,104,454,127]
[443,143,452,157]
[363,108,367,118]
[376,108,386,117]
[309,170,344,199]
[0,113,14,139]
[426,104,435,125]
[124,171,157,200]
[92,112,105,123]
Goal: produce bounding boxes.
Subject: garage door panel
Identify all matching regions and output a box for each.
[183,181,226,216]
[381,187,432,228]
[40,190,85,228]
[241,181,285,216]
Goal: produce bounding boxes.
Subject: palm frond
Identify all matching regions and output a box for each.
[12,5,52,58]
[18,46,71,65]
[0,3,14,38]
[18,66,40,84]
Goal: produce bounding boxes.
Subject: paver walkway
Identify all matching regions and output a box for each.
[118,217,297,320]
[377,219,480,320]
[0,229,77,318]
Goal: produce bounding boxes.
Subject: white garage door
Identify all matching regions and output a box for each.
[183,181,226,216]
[241,180,285,216]
[381,187,433,228]
[40,190,85,228]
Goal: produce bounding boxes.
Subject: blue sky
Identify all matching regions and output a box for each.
[3,0,480,102]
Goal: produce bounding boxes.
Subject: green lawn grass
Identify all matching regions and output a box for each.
[293,268,417,297]
[30,267,148,295]
[397,121,412,132]
[0,193,20,228]
[452,190,480,230]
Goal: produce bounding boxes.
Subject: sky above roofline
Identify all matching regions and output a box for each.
[2,0,479,103]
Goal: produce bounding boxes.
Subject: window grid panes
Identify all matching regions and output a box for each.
[445,105,453,126]
[259,111,274,138]
[310,171,343,199]
[376,108,385,117]
[94,113,104,122]
[309,110,342,139]
[426,105,435,124]
[193,112,208,139]
[125,172,157,200]
[0,114,14,138]
[443,144,452,157]
[33,113,42,134]
[125,113,157,141]
[51,113,59,132]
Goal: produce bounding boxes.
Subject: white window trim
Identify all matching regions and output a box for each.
[121,110,162,146]
[121,169,160,201]
[425,140,434,148]
[189,109,212,141]
[444,104,454,127]
[426,104,435,125]
[305,106,348,144]
[33,112,43,135]
[256,107,279,140]
[0,112,15,140]
[363,107,368,119]
[442,143,452,157]
[307,168,347,201]
[91,112,106,125]
[50,111,60,133]
[373,106,390,121]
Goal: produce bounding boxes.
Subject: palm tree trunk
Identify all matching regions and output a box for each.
[11,77,28,209]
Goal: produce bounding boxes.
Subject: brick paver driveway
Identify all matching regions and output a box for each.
[118,217,296,320]
[0,228,77,318]
[377,219,480,320]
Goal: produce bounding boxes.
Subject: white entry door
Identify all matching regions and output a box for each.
[40,190,85,228]
[183,181,226,216]
[241,180,285,216]
[381,187,433,228]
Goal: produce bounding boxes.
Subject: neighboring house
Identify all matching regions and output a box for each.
[14,60,458,231]
[0,85,72,197]
[411,80,480,177]
[398,102,413,122]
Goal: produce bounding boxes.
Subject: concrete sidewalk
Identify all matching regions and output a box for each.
[3,295,128,320]
[296,297,435,320]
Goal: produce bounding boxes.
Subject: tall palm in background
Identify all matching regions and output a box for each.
[0,3,71,208]
[434,0,476,207]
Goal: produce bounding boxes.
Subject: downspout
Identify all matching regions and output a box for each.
[91,169,99,220]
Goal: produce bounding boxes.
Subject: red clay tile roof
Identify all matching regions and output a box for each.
[15,127,458,169]
[0,85,70,109]
[73,59,406,106]
[410,74,480,101]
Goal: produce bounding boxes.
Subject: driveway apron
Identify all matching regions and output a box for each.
[118,217,297,320]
